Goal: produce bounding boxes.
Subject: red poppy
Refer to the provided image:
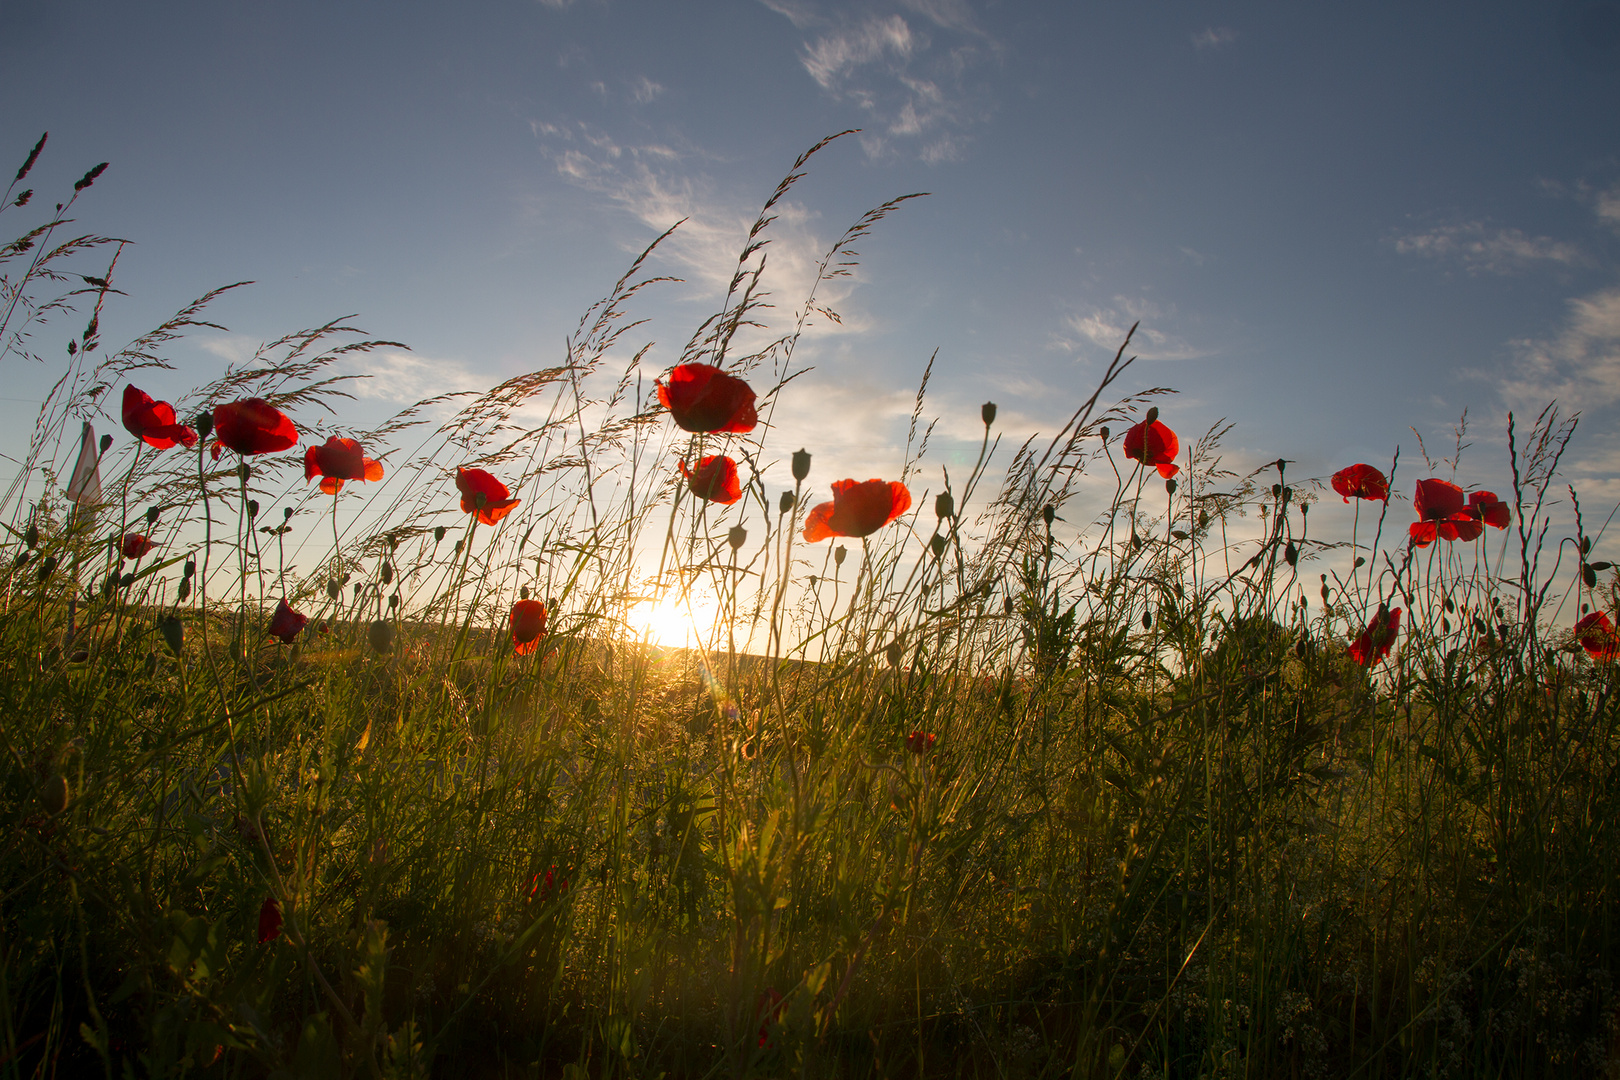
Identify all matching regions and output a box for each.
[121,385,197,450]
[1576,611,1619,662]
[304,436,384,495]
[1331,463,1388,503]
[756,988,784,1049]
[906,731,937,755]
[511,598,547,656]
[1348,605,1401,666]
[121,532,157,559]
[679,454,742,504]
[527,865,569,903]
[1123,419,1180,478]
[803,478,912,542]
[212,398,298,457]
[267,598,308,644]
[1469,490,1511,530]
[655,362,758,434]
[257,897,282,944]
[1410,479,1473,546]
[455,467,520,525]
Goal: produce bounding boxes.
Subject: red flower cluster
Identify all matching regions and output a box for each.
[527,865,569,903]
[1348,605,1401,666]
[1331,463,1388,503]
[122,385,197,450]
[121,533,157,560]
[511,599,547,656]
[656,363,758,433]
[213,398,298,458]
[257,897,283,944]
[456,467,520,525]
[803,479,912,542]
[680,454,742,504]
[1409,480,1510,547]
[1576,612,1619,662]
[1124,418,1179,478]
[305,436,384,495]
[268,599,308,644]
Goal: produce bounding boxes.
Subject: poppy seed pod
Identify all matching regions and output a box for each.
[520,584,530,600]
[728,525,747,551]
[283,506,293,522]
[380,561,393,585]
[389,592,399,610]
[834,544,847,566]
[177,578,191,602]
[780,491,795,515]
[192,411,214,441]
[327,579,341,600]
[981,402,997,426]
[1145,406,1159,425]
[367,620,395,654]
[930,534,947,560]
[1100,426,1110,443]
[146,506,160,525]
[935,491,954,520]
[1042,504,1055,527]
[247,499,259,519]
[99,433,112,455]
[792,448,811,482]
[1165,478,1177,496]
[434,526,446,543]
[886,641,902,667]
[37,554,56,582]
[24,522,38,549]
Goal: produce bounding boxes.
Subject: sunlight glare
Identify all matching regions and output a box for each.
[626,584,723,649]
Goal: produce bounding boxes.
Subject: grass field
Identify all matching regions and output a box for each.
[5,133,1620,1079]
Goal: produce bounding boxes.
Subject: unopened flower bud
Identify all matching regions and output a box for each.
[981,402,997,427]
[99,434,113,455]
[238,462,251,483]
[192,411,214,440]
[1165,479,1176,496]
[1042,504,1055,527]
[728,525,748,551]
[247,499,259,519]
[146,506,160,525]
[24,522,38,549]
[283,506,294,521]
[1100,426,1110,443]
[433,526,446,543]
[930,534,947,560]
[935,491,954,520]
[367,620,395,655]
[380,561,393,585]
[1145,406,1159,425]
[791,448,811,482]
[886,641,902,667]
[779,491,795,515]
[159,615,184,655]
[834,544,847,567]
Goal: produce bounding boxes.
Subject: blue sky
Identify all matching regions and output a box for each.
[4,0,1620,549]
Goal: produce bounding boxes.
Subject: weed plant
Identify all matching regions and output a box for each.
[4,132,1620,1079]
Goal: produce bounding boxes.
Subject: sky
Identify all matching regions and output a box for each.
[4,0,1620,606]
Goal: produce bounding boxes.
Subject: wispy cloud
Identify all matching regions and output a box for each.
[346,350,488,405]
[1191,27,1238,50]
[1051,296,1208,362]
[1497,286,1620,408]
[629,76,665,104]
[1392,221,1584,275]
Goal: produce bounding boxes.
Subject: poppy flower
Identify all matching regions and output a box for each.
[121,385,197,450]
[305,436,384,495]
[679,454,742,504]
[1409,479,1473,547]
[1575,611,1619,662]
[510,598,547,656]
[1348,605,1401,666]
[257,897,282,944]
[803,478,912,542]
[267,599,308,644]
[1331,463,1388,503]
[655,362,758,434]
[1123,419,1180,479]
[1469,490,1511,530]
[455,467,521,525]
[121,532,157,560]
[527,865,569,903]
[756,988,784,1049]
[212,398,298,457]
[906,731,937,755]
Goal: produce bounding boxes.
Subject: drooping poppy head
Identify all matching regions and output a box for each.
[305,436,384,495]
[655,363,758,434]
[1348,605,1401,666]
[510,599,547,656]
[1469,490,1510,530]
[267,598,308,644]
[906,731,937,755]
[121,385,197,450]
[213,398,298,457]
[455,467,521,525]
[1123,419,1180,478]
[121,532,157,560]
[1576,611,1619,662]
[679,454,742,504]
[803,478,912,542]
[257,897,283,944]
[1331,464,1388,503]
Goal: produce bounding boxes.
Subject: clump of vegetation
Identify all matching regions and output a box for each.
[4,131,1620,1078]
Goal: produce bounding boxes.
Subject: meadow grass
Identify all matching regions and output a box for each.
[4,132,1620,1079]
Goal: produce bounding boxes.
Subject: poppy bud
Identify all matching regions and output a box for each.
[1142,610,1152,629]
[1042,504,1055,527]
[886,641,902,667]
[1320,582,1330,604]
[159,615,183,655]
[388,592,400,610]
[37,554,56,582]
[1285,541,1297,567]
[520,584,530,600]
[102,571,118,598]
[834,544,847,567]
[931,534,947,560]
[192,411,214,440]
[980,401,998,428]
[1145,407,1158,425]
[238,463,251,483]
[353,582,363,600]
[1281,487,1292,503]
[367,620,395,654]
[728,525,747,551]
[41,773,69,815]
[177,578,191,602]
[1272,484,1282,498]
[24,522,38,549]
[1100,426,1110,443]
[1583,564,1597,589]
[247,499,259,519]
[381,561,393,585]
[146,506,159,525]
[257,897,283,944]
[808,575,818,588]
[327,579,340,600]
[183,559,195,579]
[1583,536,1593,556]
[99,433,113,455]
[935,492,954,520]
[1003,596,1014,615]
[434,526,446,543]
[779,491,795,515]
[1165,478,1177,496]
[453,540,464,556]
[387,532,397,551]
[1354,556,1366,568]
[1595,561,1614,572]
[791,448,811,482]
[120,572,135,588]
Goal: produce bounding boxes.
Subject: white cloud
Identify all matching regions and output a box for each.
[630,76,665,104]
[1392,222,1584,275]
[803,15,915,89]
[1051,296,1208,362]
[1597,184,1620,231]
[757,0,818,29]
[1191,27,1238,50]
[346,349,487,405]
[1498,286,1620,408]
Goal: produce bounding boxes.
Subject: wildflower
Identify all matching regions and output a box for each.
[510,599,547,656]
[212,398,298,457]
[756,988,784,1049]
[679,454,742,504]
[257,897,283,944]
[1348,605,1401,665]
[455,467,520,525]
[655,362,758,433]
[120,533,157,559]
[906,731,937,755]
[1331,463,1388,503]
[1123,418,1180,478]
[121,385,197,449]
[305,436,384,495]
[1409,479,1476,546]
[803,478,912,542]
[527,866,569,903]
[267,599,308,644]
[1575,611,1619,662]
[1469,490,1511,530]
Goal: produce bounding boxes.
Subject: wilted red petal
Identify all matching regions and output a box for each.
[1414,479,1466,522]
[1331,463,1388,503]
[1348,605,1401,665]
[456,467,521,525]
[1469,490,1510,529]
[305,436,366,483]
[121,532,157,559]
[511,599,547,655]
[1123,419,1180,478]
[214,398,298,456]
[680,454,742,504]
[121,384,197,450]
[268,598,308,644]
[655,363,758,433]
[1576,612,1618,662]
[802,478,911,542]
[257,897,283,943]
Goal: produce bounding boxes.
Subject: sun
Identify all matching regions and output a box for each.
[626,584,724,649]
